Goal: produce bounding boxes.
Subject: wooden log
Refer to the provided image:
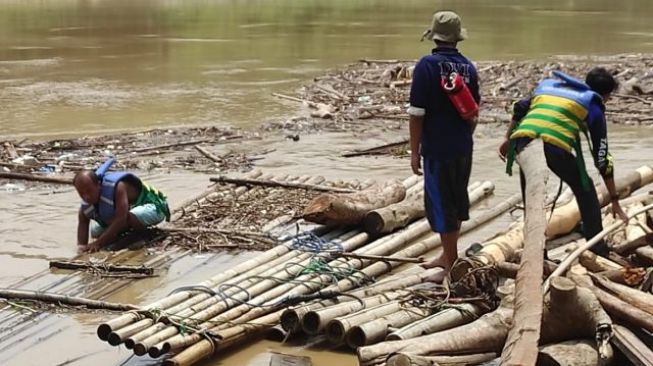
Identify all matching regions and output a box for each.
[635,245,653,265]
[545,202,653,292]
[357,304,514,366]
[364,181,494,236]
[385,352,498,366]
[385,303,481,341]
[579,251,623,272]
[130,139,211,153]
[210,175,354,193]
[303,180,406,225]
[571,271,653,333]
[0,172,72,185]
[612,324,653,366]
[0,289,138,311]
[589,273,653,315]
[598,267,647,286]
[193,145,222,163]
[342,140,408,158]
[494,261,557,279]
[501,139,550,366]
[612,233,653,254]
[537,339,612,366]
[49,260,154,275]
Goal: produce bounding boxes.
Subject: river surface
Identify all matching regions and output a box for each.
[1,1,653,366]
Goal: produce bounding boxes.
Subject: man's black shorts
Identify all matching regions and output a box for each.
[423,155,472,233]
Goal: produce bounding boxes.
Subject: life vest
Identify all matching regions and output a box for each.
[506,71,602,191]
[510,71,601,153]
[81,171,140,226]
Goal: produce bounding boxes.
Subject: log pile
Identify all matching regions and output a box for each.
[0,126,263,182]
[265,53,653,140]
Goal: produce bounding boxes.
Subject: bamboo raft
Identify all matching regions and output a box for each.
[2,165,653,366]
[87,164,653,366]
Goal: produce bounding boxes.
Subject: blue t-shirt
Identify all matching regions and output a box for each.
[409,47,480,160]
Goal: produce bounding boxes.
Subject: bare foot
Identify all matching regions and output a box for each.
[420,255,447,270]
[423,269,448,284]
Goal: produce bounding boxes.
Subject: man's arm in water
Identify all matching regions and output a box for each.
[77,209,90,251]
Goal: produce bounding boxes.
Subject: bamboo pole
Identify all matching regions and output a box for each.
[346,306,430,348]
[326,301,403,345]
[546,165,653,238]
[49,260,154,275]
[132,229,361,355]
[385,303,480,341]
[96,224,329,340]
[279,267,442,333]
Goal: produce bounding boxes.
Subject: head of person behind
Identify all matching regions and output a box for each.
[585,67,618,101]
[73,170,101,205]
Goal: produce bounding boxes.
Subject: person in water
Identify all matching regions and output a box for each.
[74,159,170,253]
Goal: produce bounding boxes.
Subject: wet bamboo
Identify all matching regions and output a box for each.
[160,223,427,353]
[97,224,330,341]
[385,352,497,366]
[326,301,403,345]
[346,306,431,348]
[385,303,480,341]
[139,176,421,352]
[133,229,360,355]
[279,267,442,333]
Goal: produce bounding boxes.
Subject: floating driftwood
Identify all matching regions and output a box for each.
[0,289,138,311]
[49,260,154,275]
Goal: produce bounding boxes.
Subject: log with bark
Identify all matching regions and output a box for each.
[537,339,613,366]
[364,181,494,236]
[385,352,498,366]
[501,139,549,366]
[385,303,481,341]
[589,273,653,315]
[303,180,406,226]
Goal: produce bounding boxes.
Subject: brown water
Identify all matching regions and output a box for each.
[2,1,653,366]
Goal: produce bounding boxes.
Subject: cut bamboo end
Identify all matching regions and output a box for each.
[123,338,136,350]
[326,320,346,345]
[97,324,112,341]
[302,312,322,335]
[346,326,367,349]
[149,344,164,358]
[385,353,411,366]
[107,333,123,347]
[280,308,301,332]
[133,343,149,356]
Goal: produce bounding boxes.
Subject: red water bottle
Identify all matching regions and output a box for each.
[441,72,479,121]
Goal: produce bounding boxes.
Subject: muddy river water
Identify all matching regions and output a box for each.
[2,1,653,365]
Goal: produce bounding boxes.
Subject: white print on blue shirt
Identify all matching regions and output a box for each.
[438,62,472,83]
